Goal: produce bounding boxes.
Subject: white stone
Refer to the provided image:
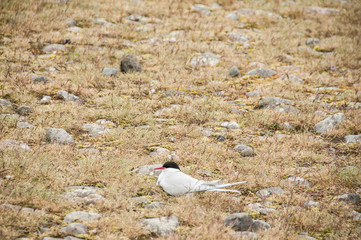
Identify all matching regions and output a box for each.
[133,164,163,177]
[192,4,211,15]
[40,96,52,104]
[221,121,240,129]
[190,52,220,67]
[43,44,66,53]
[345,134,361,143]
[61,223,87,235]
[141,216,179,236]
[0,139,31,150]
[245,68,277,77]
[315,113,346,134]
[64,211,102,223]
[234,144,254,157]
[256,187,285,198]
[46,128,74,144]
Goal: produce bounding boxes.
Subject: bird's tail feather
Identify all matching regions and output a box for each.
[207,188,243,193]
[194,181,247,193]
[214,181,247,189]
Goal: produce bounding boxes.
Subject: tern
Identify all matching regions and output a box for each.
[154,162,247,196]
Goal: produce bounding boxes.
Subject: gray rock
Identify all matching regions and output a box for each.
[314,86,340,91]
[247,203,276,215]
[297,232,317,240]
[334,193,360,204]
[258,97,297,113]
[221,121,240,129]
[281,122,295,131]
[82,123,109,137]
[164,30,185,42]
[43,238,62,240]
[17,121,34,129]
[15,238,34,240]
[190,52,220,67]
[234,144,254,157]
[280,74,304,84]
[43,44,66,53]
[31,74,54,83]
[216,134,226,142]
[283,1,296,5]
[141,216,179,236]
[149,147,171,157]
[306,38,321,45]
[250,220,271,232]
[63,237,84,240]
[120,55,142,73]
[93,18,113,25]
[303,200,319,209]
[168,153,180,162]
[315,113,346,134]
[40,96,52,104]
[64,211,102,223]
[232,231,258,239]
[16,106,32,116]
[227,33,249,42]
[67,26,82,33]
[0,98,11,106]
[304,6,340,15]
[57,90,80,102]
[44,67,59,73]
[208,3,222,10]
[352,210,361,221]
[46,128,74,144]
[63,186,104,204]
[286,177,311,187]
[226,12,239,21]
[192,4,211,15]
[166,136,177,142]
[202,129,214,136]
[0,139,31,150]
[245,68,277,77]
[66,19,77,27]
[229,66,240,77]
[133,164,163,177]
[61,223,88,235]
[237,8,282,20]
[0,204,45,215]
[248,62,266,69]
[224,213,253,231]
[345,134,361,143]
[256,187,285,198]
[246,90,262,97]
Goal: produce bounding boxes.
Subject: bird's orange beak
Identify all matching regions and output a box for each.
[154,166,165,170]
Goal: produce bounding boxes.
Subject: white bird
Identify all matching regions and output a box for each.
[154,162,247,196]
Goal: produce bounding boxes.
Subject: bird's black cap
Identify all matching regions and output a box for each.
[162,161,180,170]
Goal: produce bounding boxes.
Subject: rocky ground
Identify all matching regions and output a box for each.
[0,0,360,239]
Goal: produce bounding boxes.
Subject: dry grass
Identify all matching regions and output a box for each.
[0,0,360,239]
